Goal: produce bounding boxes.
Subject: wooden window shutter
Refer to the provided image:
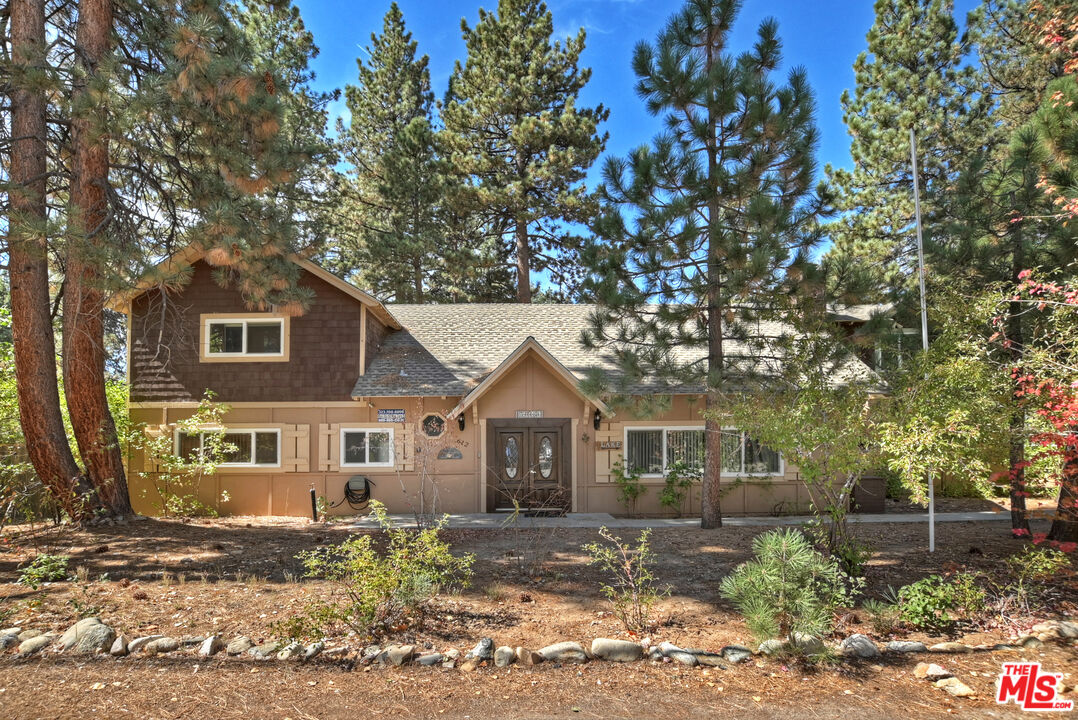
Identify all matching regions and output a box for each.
[318,423,340,472]
[395,423,415,472]
[282,424,310,472]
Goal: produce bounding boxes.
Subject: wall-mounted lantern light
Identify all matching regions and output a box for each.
[458,414,466,432]
[593,409,602,430]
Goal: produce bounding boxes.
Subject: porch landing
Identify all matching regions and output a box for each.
[352,510,1012,529]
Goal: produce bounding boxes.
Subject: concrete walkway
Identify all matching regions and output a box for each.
[353,510,1011,529]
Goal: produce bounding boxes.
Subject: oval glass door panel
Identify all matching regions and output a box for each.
[538,436,553,478]
[504,437,519,479]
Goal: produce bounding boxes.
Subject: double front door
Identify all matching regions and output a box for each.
[486,419,571,513]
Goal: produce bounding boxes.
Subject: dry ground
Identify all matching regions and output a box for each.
[0,508,1074,719]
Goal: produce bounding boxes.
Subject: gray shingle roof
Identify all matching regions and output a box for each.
[350,303,881,399]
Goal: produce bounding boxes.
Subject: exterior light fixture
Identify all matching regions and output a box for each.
[593,409,602,430]
[458,414,466,432]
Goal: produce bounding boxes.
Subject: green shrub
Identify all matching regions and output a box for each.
[658,461,697,517]
[276,501,474,641]
[719,528,860,643]
[17,554,70,589]
[611,460,646,516]
[863,587,902,635]
[896,573,985,633]
[584,526,669,634]
[1006,545,1071,584]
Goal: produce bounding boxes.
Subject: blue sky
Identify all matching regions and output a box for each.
[294,0,981,184]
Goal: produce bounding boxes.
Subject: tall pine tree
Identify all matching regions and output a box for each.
[442,0,608,303]
[335,3,444,303]
[580,0,824,529]
[825,0,988,299]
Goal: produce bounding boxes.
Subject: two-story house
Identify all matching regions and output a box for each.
[112,248,885,518]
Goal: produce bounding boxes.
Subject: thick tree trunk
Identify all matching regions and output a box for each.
[1047,438,1078,543]
[8,0,96,520]
[515,218,531,304]
[63,0,133,517]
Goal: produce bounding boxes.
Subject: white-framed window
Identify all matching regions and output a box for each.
[206,318,284,357]
[340,427,395,468]
[174,428,281,467]
[623,426,781,477]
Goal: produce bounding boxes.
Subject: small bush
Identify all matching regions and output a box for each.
[863,588,902,635]
[658,461,697,517]
[611,461,646,516]
[276,501,473,641]
[896,573,984,633]
[584,526,669,634]
[1006,545,1071,584]
[720,528,860,643]
[18,554,70,589]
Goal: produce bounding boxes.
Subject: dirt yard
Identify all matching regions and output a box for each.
[0,514,1075,719]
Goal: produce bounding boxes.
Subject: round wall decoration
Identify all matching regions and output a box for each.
[421,413,446,438]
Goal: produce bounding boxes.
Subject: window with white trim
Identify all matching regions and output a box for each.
[340,428,394,467]
[624,427,780,476]
[206,318,284,357]
[175,428,281,467]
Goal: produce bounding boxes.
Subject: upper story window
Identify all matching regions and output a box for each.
[200,314,289,362]
[624,426,781,477]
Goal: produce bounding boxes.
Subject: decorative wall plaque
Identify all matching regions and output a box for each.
[421,413,446,438]
[599,440,623,450]
[437,447,463,460]
[515,409,544,418]
[377,409,405,423]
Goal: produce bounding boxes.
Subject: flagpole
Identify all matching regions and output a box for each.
[910,128,934,553]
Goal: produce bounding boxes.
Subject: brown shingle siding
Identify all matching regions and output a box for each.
[130,260,363,403]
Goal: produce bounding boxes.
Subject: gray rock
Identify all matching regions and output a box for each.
[58,618,114,655]
[992,643,1022,651]
[384,644,415,666]
[0,634,19,651]
[17,629,41,642]
[1058,621,1078,639]
[17,634,53,656]
[110,635,129,657]
[198,635,225,657]
[928,642,973,653]
[790,633,824,654]
[494,646,515,668]
[0,627,22,636]
[226,636,254,655]
[180,635,205,647]
[442,649,460,669]
[590,638,643,663]
[416,652,444,666]
[668,650,698,666]
[758,639,786,656]
[886,641,927,653]
[936,677,975,697]
[468,638,493,661]
[538,641,587,664]
[276,641,303,660]
[302,641,324,661]
[842,634,880,658]
[657,641,684,656]
[248,641,281,659]
[128,635,166,653]
[720,645,753,663]
[689,650,726,668]
[144,637,179,655]
[1020,636,1044,649]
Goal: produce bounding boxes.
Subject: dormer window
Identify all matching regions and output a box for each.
[200,314,289,362]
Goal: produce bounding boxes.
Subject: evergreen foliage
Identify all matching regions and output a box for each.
[441,0,608,302]
[720,528,859,643]
[580,0,824,528]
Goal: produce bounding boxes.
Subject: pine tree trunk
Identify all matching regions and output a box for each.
[1047,434,1078,543]
[700,28,723,530]
[8,0,96,520]
[63,0,133,517]
[515,217,531,303]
